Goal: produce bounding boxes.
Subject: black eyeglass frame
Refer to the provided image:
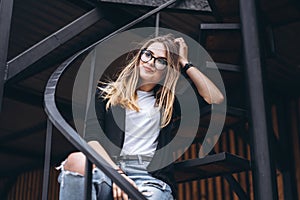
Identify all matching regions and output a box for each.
[140,49,168,71]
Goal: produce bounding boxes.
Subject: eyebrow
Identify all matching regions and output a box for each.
[146,49,167,60]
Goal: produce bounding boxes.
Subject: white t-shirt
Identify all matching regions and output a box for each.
[120,90,161,157]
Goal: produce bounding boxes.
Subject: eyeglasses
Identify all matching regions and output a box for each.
[140,49,168,70]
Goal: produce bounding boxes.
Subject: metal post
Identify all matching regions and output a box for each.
[0,0,14,110]
[83,49,96,200]
[42,118,52,200]
[84,160,93,200]
[276,98,298,199]
[240,1,277,199]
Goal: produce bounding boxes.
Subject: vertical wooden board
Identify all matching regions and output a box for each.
[177,183,184,200]
[290,98,300,200]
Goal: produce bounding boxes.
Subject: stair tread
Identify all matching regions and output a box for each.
[200,23,240,30]
[199,105,247,128]
[174,152,250,183]
[206,61,241,72]
[175,105,248,140]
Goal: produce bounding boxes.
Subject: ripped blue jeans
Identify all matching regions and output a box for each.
[58,159,174,200]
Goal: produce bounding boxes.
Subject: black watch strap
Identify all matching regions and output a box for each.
[181,62,193,74]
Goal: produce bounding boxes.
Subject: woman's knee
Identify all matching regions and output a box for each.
[64,152,86,175]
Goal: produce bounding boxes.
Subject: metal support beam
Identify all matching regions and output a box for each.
[6,7,104,81]
[42,118,53,200]
[0,0,14,110]
[240,1,278,200]
[224,174,249,200]
[207,0,222,21]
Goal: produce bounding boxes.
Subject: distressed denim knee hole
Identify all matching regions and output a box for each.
[58,170,84,188]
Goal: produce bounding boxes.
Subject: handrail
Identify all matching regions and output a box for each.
[44,0,178,199]
[45,50,148,199]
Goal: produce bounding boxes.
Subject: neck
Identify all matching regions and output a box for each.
[138,83,156,92]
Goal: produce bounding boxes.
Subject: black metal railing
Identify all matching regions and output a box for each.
[43,0,178,199]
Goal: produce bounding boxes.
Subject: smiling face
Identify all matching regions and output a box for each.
[138,42,167,91]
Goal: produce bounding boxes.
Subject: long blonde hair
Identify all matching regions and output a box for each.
[99,34,180,127]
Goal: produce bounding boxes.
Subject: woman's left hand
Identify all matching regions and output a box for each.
[112,173,137,200]
[174,37,189,67]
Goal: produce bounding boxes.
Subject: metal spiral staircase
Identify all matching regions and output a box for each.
[40,0,276,199]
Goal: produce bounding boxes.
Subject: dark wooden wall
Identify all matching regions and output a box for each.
[6,168,60,200]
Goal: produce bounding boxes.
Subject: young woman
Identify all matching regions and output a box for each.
[58,34,224,200]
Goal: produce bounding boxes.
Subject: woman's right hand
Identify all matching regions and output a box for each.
[174,37,189,67]
[112,173,138,200]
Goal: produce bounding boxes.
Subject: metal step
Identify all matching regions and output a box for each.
[174,152,250,183]
[200,23,240,30]
[175,105,247,141]
[206,61,241,72]
[199,105,247,128]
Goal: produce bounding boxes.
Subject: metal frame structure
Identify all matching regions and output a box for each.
[197,0,280,199]
[6,7,104,81]
[1,0,291,199]
[240,0,277,199]
[0,0,14,110]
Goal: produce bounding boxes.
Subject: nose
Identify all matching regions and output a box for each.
[148,57,155,67]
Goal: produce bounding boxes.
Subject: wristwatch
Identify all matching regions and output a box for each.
[181,62,193,74]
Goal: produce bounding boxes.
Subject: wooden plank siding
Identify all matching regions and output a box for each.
[290,98,300,200]
[6,167,59,200]
[4,97,300,199]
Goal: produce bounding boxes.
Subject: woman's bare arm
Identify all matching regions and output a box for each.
[88,140,119,169]
[174,37,224,104]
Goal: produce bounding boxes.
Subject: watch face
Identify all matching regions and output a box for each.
[187,63,193,67]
